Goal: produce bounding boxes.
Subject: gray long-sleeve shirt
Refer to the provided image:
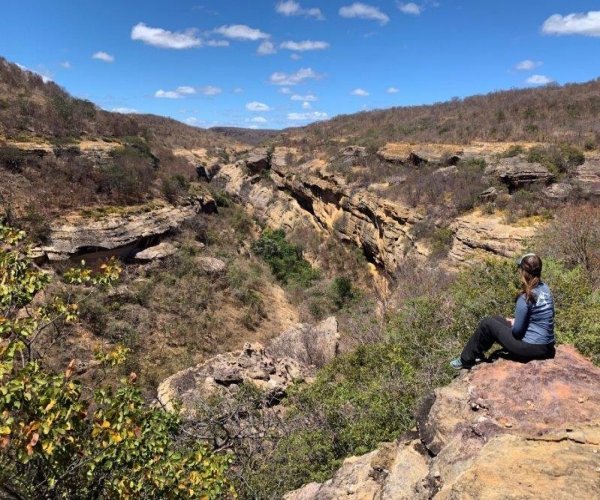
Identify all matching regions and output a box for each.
[512,282,555,344]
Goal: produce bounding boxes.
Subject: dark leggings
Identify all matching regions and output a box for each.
[461,315,555,364]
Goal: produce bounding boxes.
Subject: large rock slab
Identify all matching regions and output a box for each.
[268,316,339,368]
[134,241,177,261]
[449,211,540,264]
[420,345,600,497]
[245,147,271,174]
[486,156,553,190]
[435,429,600,500]
[377,143,463,165]
[42,199,208,261]
[420,345,600,455]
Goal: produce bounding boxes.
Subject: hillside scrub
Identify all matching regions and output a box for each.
[0,224,233,499]
[292,79,600,149]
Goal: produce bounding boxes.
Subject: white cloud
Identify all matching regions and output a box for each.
[250,116,268,123]
[131,23,201,49]
[205,39,230,47]
[397,2,421,15]
[386,86,399,93]
[176,86,196,95]
[112,107,139,114]
[280,40,330,51]
[339,3,390,25]
[515,59,542,71]
[60,61,71,69]
[246,101,272,111]
[288,111,328,121]
[155,86,197,99]
[257,40,277,55]
[526,74,554,85]
[276,1,324,20]
[233,87,244,93]
[280,87,293,94]
[200,86,222,96]
[542,11,600,37]
[185,117,201,125]
[290,53,302,60]
[291,93,318,101]
[214,24,269,41]
[302,101,312,109]
[92,51,114,63]
[155,86,220,98]
[269,67,322,86]
[155,90,183,99]
[351,88,369,96]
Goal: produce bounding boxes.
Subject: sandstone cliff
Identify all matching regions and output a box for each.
[213,147,544,273]
[213,151,426,272]
[285,345,600,499]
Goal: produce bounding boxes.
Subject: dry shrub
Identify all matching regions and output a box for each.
[536,204,600,286]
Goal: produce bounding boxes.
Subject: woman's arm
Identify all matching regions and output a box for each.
[512,295,530,339]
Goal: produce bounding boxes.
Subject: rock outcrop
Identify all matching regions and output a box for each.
[377,143,463,166]
[134,241,177,261]
[245,147,271,174]
[576,157,600,196]
[268,316,339,367]
[449,211,540,264]
[42,197,213,261]
[214,147,542,273]
[196,256,227,274]
[286,345,600,499]
[158,317,340,418]
[486,156,554,190]
[157,342,313,417]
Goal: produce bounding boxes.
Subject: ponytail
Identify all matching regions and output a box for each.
[518,254,542,304]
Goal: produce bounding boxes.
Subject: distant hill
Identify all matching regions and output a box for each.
[289,79,600,150]
[0,57,237,151]
[210,126,280,146]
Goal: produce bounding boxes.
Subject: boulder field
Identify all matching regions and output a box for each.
[285,345,600,499]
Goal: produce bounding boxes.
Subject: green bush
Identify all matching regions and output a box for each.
[330,276,357,309]
[526,144,585,175]
[162,173,190,203]
[430,227,454,258]
[252,228,319,286]
[247,343,417,494]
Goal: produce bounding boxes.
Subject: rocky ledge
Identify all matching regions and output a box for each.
[42,196,215,261]
[449,210,540,264]
[285,345,600,499]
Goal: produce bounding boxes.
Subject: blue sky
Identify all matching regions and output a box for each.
[2,1,600,129]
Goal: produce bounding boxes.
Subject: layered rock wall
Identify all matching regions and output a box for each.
[214,151,424,272]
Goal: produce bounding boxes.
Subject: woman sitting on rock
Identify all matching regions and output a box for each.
[451,253,555,369]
